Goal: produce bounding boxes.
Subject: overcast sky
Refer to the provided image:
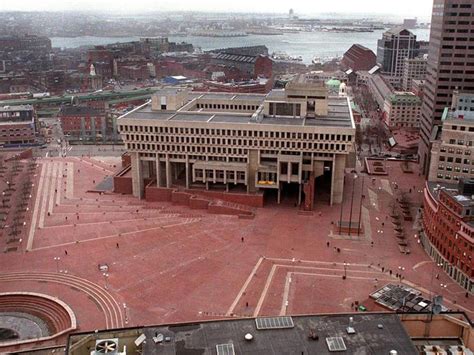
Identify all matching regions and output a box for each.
[0,0,433,18]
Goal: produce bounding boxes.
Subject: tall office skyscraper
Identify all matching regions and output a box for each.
[377,27,418,78]
[419,0,474,175]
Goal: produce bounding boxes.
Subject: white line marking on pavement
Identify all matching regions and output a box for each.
[226,256,264,316]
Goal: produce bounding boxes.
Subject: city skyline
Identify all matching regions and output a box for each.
[0,0,433,19]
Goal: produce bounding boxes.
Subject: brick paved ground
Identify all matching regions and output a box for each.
[0,156,472,346]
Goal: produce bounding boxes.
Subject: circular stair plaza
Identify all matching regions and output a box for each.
[0,292,76,350]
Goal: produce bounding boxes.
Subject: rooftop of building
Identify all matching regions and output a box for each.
[427,181,474,208]
[369,74,394,97]
[68,313,417,355]
[59,106,104,117]
[213,52,260,63]
[345,43,374,53]
[388,92,421,104]
[442,107,474,122]
[0,104,34,112]
[383,26,415,36]
[121,92,354,128]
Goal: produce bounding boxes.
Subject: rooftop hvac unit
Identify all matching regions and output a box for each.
[91,338,126,355]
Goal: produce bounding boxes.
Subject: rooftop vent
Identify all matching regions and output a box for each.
[92,338,126,355]
[346,317,356,334]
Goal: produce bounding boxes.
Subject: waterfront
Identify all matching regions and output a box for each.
[51,28,430,64]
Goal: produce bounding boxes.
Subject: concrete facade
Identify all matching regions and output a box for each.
[419,0,474,176]
[118,77,355,208]
[402,57,427,91]
[383,92,421,129]
[428,93,474,182]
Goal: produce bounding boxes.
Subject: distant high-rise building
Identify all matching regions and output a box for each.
[377,27,418,78]
[418,0,474,176]
[403,18,418,29]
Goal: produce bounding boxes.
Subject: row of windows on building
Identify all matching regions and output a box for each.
[138,151,334,161]
[195,103,260,111]
[125,135,348,152]
[439,147,472,154]
[126,141,347,154]
[423,209,472,275]
[447,125,474,132]
[119,125,354,142]
[436,173,472,181]
[194,169,246,181]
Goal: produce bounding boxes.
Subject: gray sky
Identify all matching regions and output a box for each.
[0,0,433,18]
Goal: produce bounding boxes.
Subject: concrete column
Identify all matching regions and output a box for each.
[112,116,118,143]
[277,183,281,204]
[131,152,144,199]
[80,117,86,141]
[248,149,258,193]
[287,162,291,183]
[91,117,96,142]
[298,183,302,206]
[156,154,161,187]
[331,154,346,205]
[101,117,107,143]
[165,154,171,188]
[185,155,190,189]
[142,160,150,179]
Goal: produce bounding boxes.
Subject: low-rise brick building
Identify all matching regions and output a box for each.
[422,180,474,293]
[58,106,107,142]
[0,105,37,145]
[341,44,377,72]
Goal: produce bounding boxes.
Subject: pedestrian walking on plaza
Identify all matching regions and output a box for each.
[241,237,244,243]
[116,243,119,249]
[64,250,68,255]
[326,241,330,247]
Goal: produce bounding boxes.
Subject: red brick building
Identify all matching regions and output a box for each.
[211,53,272,80]
[341,44,377,72]
[0,105,36,145]
[58,106,106,142]
[422,181,474,293]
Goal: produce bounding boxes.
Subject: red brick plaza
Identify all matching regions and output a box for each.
[0,156,472,345]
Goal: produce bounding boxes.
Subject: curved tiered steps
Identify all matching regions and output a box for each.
[0,292,76,349]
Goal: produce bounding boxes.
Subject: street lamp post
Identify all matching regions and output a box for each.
[54,257,61,273]
[343,261,348,280]
[103,273,109,290]
[123,303,128,324]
